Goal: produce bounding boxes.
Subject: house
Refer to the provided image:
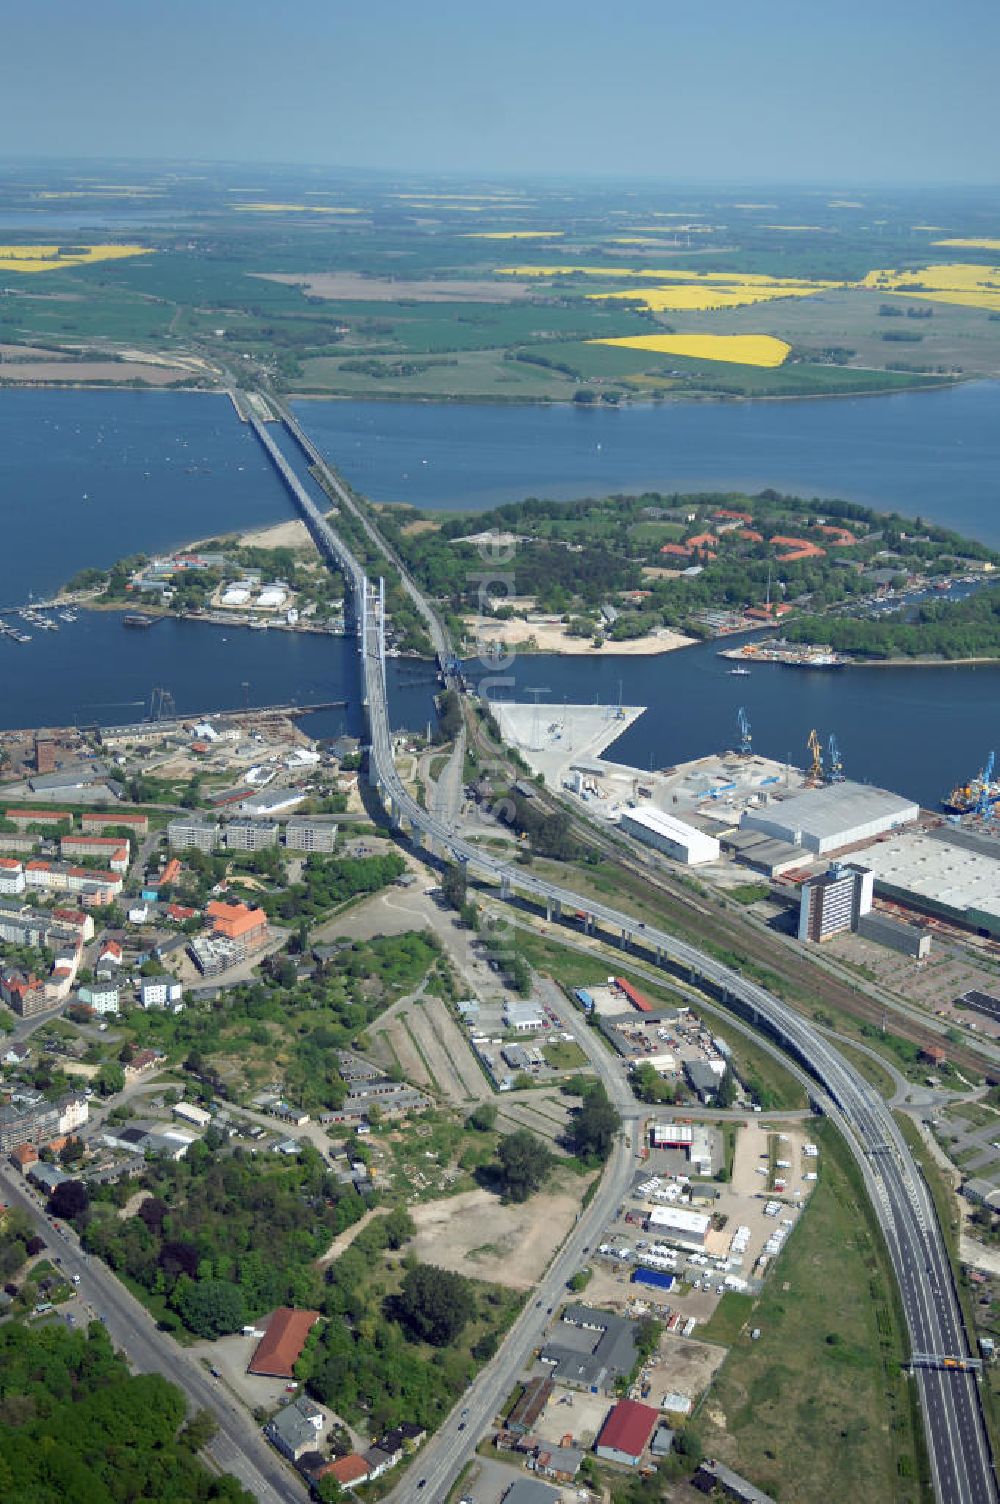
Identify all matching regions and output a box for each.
[0,859,25,896]
[362,1444,398,1479]
[525,1438,584,1481]
[501,1481,561,1504]
[52,908,95,942]
[139,977,183,1009]
[98,941,123,968]
[3,1041,30,1066]
[10,1143,37,1173]
[318,1454,371,1488]
[123,1048,163,1079]
[27,1161,71,1194]
[264,1395,325,1462]
[248,1307,321,1378]
[77,983,121,1016]
[595,1399,660,1467]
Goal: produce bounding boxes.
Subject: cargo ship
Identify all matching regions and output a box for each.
[944,763,1000,815]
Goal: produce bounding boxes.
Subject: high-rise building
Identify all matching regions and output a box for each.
[798,863,873,943]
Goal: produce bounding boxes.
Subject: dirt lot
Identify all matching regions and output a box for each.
[255,271,534,302]
[645,1329,726,1408]
[409,1184,583,1290]
[536,1383,612,1448]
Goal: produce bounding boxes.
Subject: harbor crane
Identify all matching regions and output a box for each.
[737,706,752,757]
[976,750,996,821]
[806,728,824,784]
[827,733,845,782]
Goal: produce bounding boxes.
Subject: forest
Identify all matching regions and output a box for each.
[786,586,1000,659]
[0,1322,251,1503]
[81,1138,367,1334]
[373,487,998,647]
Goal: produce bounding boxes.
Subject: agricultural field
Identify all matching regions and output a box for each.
[0,164,999,397]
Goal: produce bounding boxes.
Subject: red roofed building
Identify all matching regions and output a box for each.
[316,1455,371,1487]
[713,509,753,522]
[738,529,764,543]
[10,1143,37,1173]
[206,899,268,958]
[659,543,691,558]
[770,535,826,562]
[746,602,793,621]
[0,969,48,1018]
[247,1307,321,1378]
[595,1400,660,1467]
[685,533,718,549]
[82,811,149,837]
[816,524,857,545]
[52,909,95,942]
[165,902,197,922]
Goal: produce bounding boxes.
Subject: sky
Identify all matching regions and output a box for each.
[3,0,998,184]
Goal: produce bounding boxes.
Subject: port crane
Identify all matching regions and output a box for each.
[976,750,996,821]
[806,729,824,784]
[737,707,752,757]
[827,733,845,783]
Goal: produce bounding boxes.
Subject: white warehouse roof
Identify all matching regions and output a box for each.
[740,780,918,855]
[860,831,1000,923]
[619,807,720,864]
[648,1205,710,1236]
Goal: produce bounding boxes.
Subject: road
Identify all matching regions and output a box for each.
[0,1163,304,1503]
[253,404,999,1504]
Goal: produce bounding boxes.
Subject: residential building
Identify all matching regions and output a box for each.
[222,819,280,852]
[4,808,72,831]
[284,817,338,854]
[51,908,95,942]
[595,1399,660,1467]
[77,984,121,1015]
[798,863,873,943]
[0,969,49,1017]
[60,834,131,872]
[172,1101,212,1129]
[0,859,25,896]
[167,819,220,852]
[0,1092,87,1153]
[82,810,149,838]
[318,1455,371,1488]
[10,1143,38,1173]
[247,1307,321,1378]
[264,1396,325,1462]
[188,934,239,976]
[139,977,183,1009]
[206,899,268,958]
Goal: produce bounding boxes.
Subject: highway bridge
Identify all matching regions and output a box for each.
[251,405,997,1504]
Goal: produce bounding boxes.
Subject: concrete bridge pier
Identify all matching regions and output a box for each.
[583,913,594,936]
[620,927,630,949]
[499,874,511,901]
[546,897,562,923]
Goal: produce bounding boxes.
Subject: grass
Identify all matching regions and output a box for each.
[698,1120,929,1503]
[541,1039,588,1070]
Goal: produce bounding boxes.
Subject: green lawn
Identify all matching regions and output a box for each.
[698,1121,928,1503]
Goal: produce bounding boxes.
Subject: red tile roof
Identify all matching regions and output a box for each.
[738,529,764,543]
[686,533,717,548]
[659,543,691,558]
[247,1307,321,1377]
[596,1399,660,1458]
[322,1455,371,1485]
[713,509,753,522]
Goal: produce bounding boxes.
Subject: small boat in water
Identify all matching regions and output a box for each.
[123,613,155,629]
[728,666,751,676]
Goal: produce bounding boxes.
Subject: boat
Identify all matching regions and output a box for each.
[728,666,751,676]
[58,610,77,623]
[944,760,1000,815]
[781,653,847,671]
[122,613,155,629]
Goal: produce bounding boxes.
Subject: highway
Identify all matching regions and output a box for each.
[250,403,999,1504]
[0,1162,303,1504]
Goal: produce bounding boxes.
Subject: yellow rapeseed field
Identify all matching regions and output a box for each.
[932,238,1000,252]
[497,262,841,312]
[592,333,791,368]
[0,244,152,273]
[235,202,362,214]
[862,261,1000,311]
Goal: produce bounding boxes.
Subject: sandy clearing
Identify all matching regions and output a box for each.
[253,271,534,303]
[409,1185,583,1289]
[464,615,695,656]
[406,1002,464,1103]
[235,518,316,551]
[401,519,441,536]
[0,360,192,385]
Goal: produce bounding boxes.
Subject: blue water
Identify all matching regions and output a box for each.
[292,382,1000,546]
[1,385,998,808]
[0,390,289,601]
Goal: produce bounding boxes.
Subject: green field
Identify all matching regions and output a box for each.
[698,1121,929,1503]
[1,167,999,399]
